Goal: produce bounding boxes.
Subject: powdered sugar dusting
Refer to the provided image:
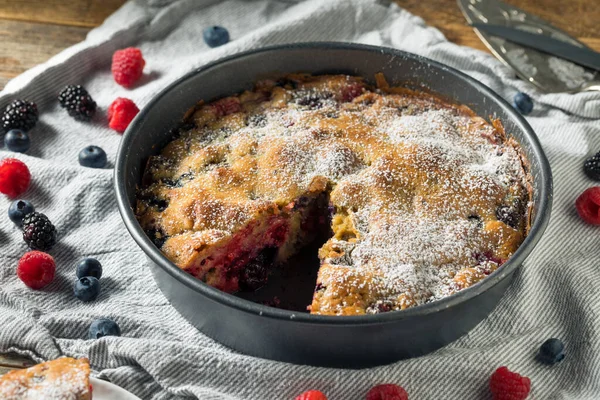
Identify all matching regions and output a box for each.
[0,358,90,400]
[137,74,530,314]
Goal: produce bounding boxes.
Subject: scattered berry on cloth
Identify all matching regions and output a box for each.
[489,366,531,400]
[203,26,230,48]
[73,276,101,302]
[8,199,34,227]
[79,145,107,168]
[537,338,565,365]
[22,212,57,251]
[17,251,55,290]
[1,99,38,132]
[365,383,408,400]
[513,92,533,115]
[294,390,328,400]
[77,258,103,279]
[112,47,146,88]
[89,318,121,339]
[575,187,600,225]
[583,152,600,181]
[0,158,31,198]
[108,97,140,133]
[58,85,97,121]
[4,129,30,153]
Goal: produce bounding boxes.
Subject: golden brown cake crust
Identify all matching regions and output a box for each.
[0,357,91,400]
[136,73,531,315]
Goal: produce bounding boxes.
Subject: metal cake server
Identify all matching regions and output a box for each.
[457,0,600,93]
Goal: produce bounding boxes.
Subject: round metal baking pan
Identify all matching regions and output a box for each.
[115,43,552,368]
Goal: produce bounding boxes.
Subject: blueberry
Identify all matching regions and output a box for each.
[76,258,103,279]
[88,318,121,339]
[4,129,30,153]
[513,92,533,115]
[537,338,565,365]
[78,145,107,168]
[8,199,34,227]
[203,26,230,48]
[73,276,101,302]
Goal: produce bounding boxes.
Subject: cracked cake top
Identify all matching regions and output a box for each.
[136,73,531,315]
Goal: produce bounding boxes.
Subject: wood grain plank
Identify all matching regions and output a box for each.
[0,0,127,28]
[395,0,600,52]
[0,18,89,89]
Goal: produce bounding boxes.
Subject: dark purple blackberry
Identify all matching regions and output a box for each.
[146,228,167,248]
[22,212,57,251]
[2,100,38,132]
[239,247,277,291]
[296,94,323,109]
[58,85,97,121]
[376,301,394,313]
[584,152,600,181]
[496,205,519,228]
[246,113,266,127]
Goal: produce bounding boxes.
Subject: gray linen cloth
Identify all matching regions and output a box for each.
[1,0,600,399]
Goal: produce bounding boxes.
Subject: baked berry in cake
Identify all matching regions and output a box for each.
[0,357,92,399]
[135,73,532,315]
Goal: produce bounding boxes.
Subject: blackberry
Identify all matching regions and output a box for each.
[496,205,519,228]
[239,247,277,291]
[22,212,57,251]
[2,100,38,132]
[584,152,600,181]
[58,85,97,121]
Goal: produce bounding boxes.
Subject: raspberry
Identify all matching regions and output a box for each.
[22,212,57,251]
[366,384,408,400]
[108,98,140,133]
[341,82,364,102]
[489,366,531,400]
[0,158,31,198]
[58,85,97,121]
[575,187,600,225]
[2,99,38,132]
[211,97,241,117]
[17,251,56,290]
[295,390,327,400]
[112,47,146,88]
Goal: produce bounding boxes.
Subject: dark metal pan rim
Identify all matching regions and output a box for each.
[114,42,552,326]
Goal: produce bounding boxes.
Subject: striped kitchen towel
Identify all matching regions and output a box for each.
[0,0,599,399]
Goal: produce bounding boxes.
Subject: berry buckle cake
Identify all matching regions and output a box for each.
[0,357,92,399]
[135,73,532,315]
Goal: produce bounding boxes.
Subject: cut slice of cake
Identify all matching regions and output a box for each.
[0,357,92,400]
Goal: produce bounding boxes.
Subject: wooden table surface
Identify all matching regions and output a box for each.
[0,0,599,374]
